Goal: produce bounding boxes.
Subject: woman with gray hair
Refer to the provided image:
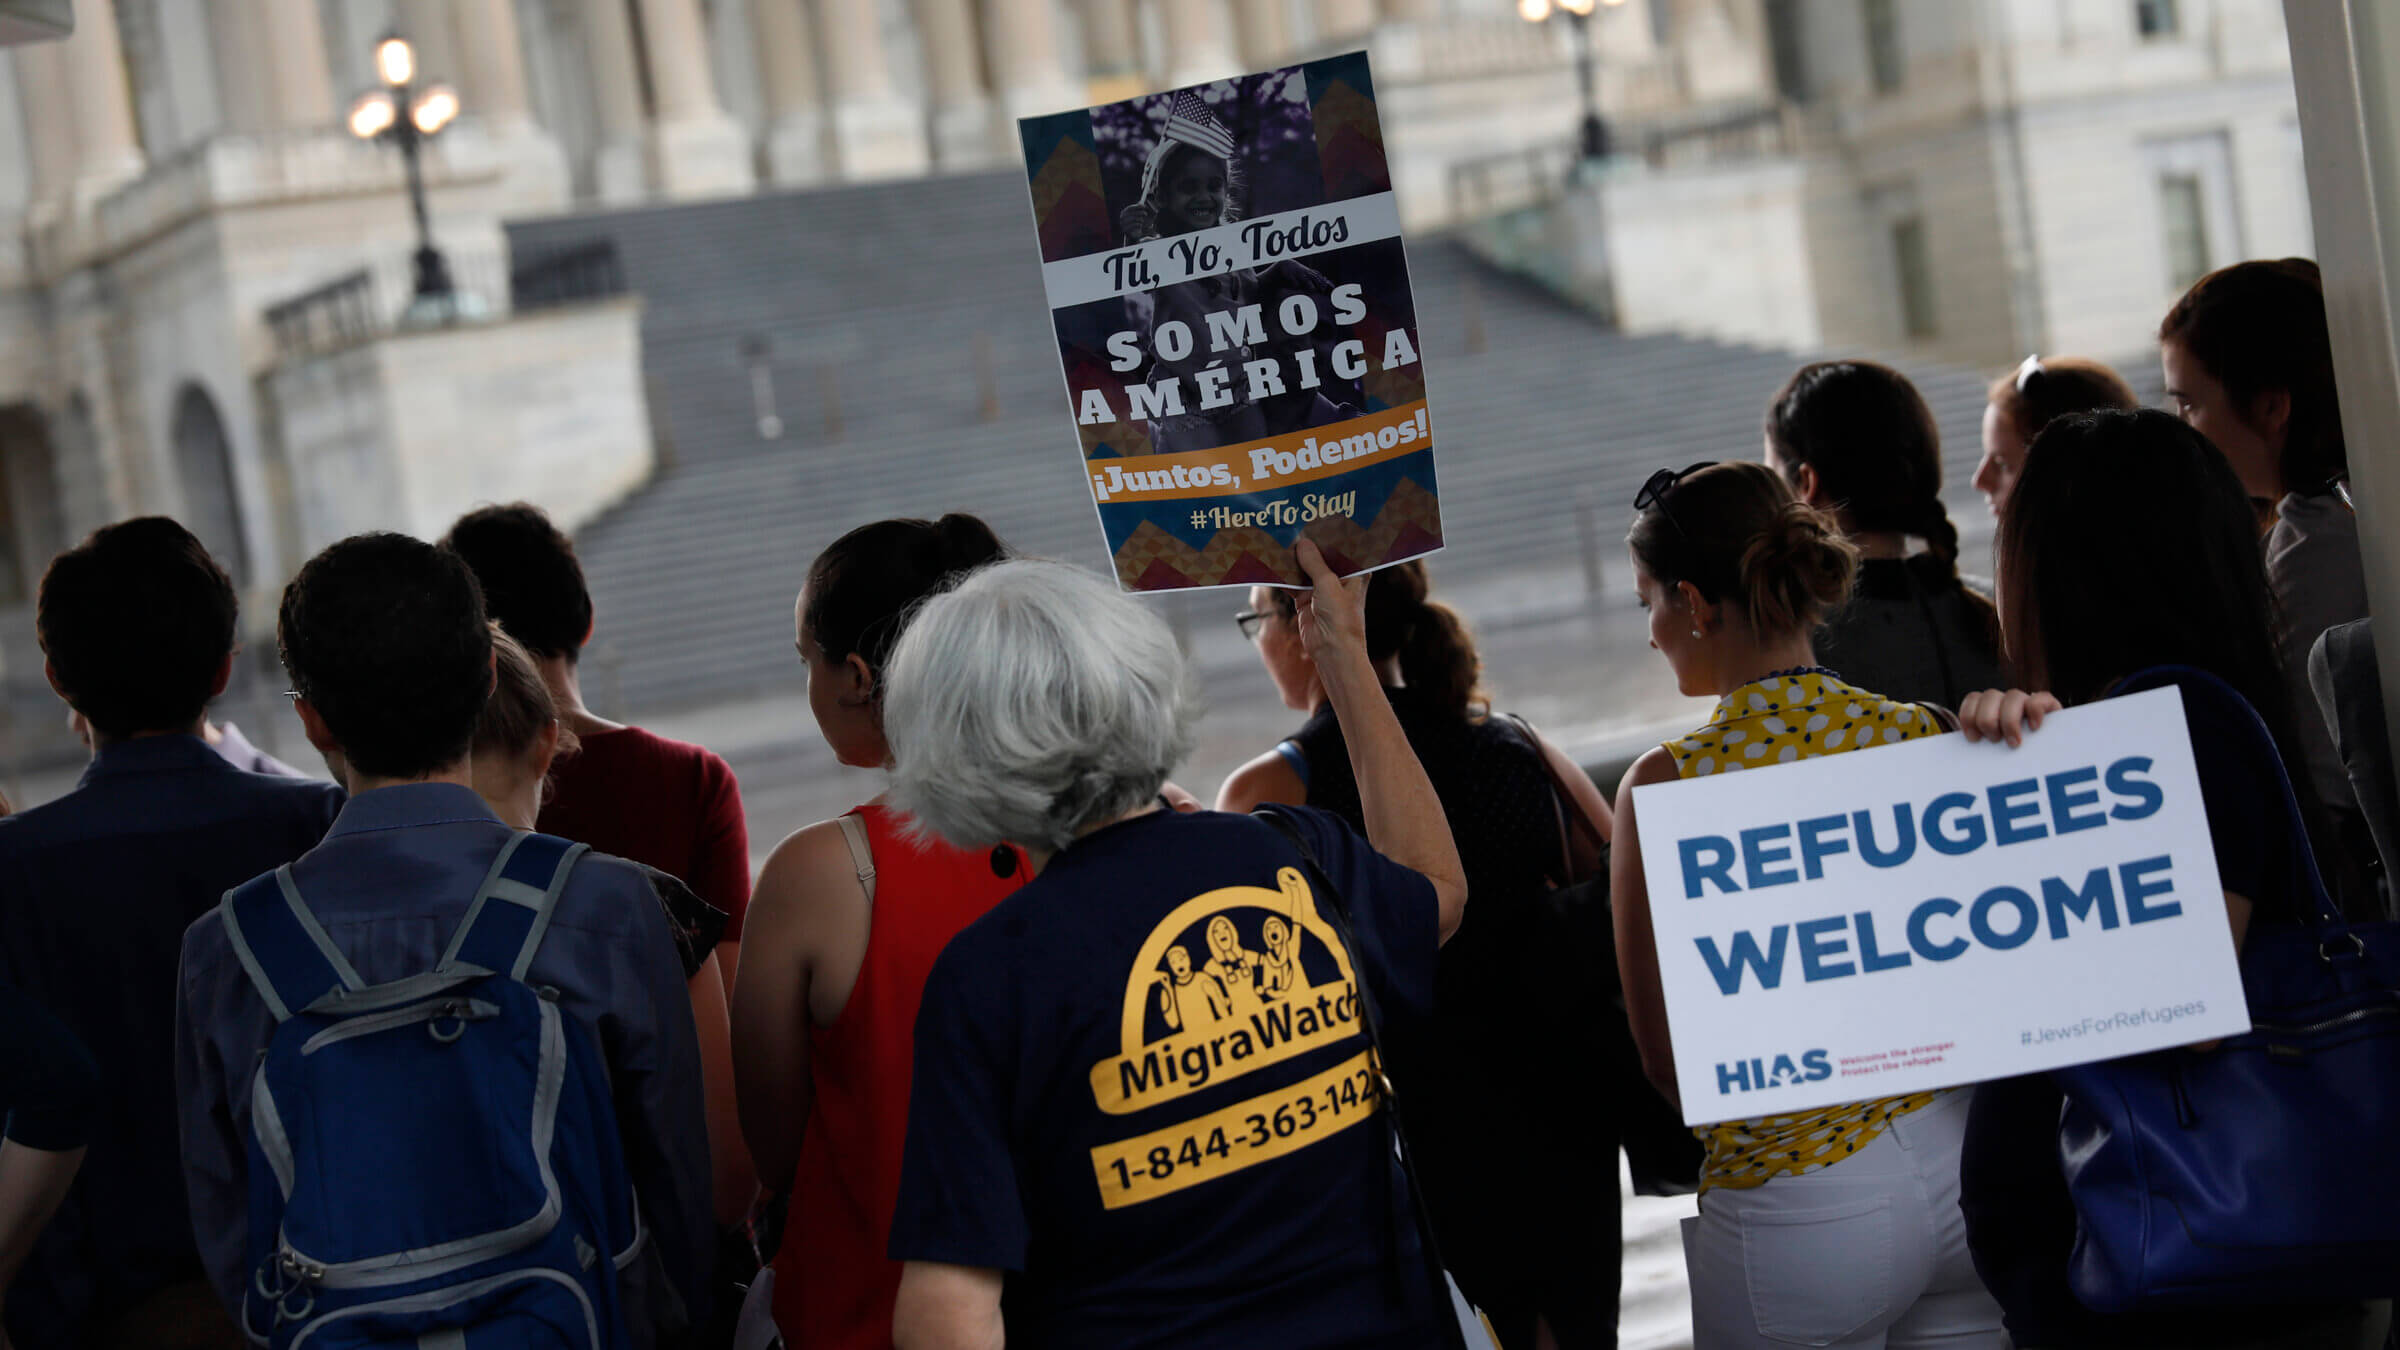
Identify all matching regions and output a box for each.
[882,540,1469,1350]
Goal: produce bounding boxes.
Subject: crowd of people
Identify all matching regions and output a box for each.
[0,251,2377,1350]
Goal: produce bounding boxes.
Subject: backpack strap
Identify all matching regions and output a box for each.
[220,867,366,1023]
[438,832,589,981]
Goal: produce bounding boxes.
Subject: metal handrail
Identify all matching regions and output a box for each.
[263,269,380,359]
[511,240,626,313]
[1447,100,1798,225]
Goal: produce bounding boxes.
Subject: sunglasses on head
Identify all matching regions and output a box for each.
[1636,461,1718,540]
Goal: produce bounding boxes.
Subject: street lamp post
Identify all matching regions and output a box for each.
[348,35,462,320]
[1519,0,1628,166]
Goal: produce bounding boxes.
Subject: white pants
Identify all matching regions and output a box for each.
[1680,1088,2006,1350]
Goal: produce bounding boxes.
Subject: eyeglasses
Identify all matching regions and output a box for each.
[1235,609,1268,640]
[1635,461,1717,541]
[2014,353,2045,395]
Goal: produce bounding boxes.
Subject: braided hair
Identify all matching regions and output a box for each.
[1765,360,1965,584]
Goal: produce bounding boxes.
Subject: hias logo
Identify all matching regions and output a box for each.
[1716,1049,1832,1095]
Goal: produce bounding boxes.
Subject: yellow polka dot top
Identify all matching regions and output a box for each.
[1664,670,1948,1193]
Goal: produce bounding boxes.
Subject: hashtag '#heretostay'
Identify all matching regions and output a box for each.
[1191,510,1208,529]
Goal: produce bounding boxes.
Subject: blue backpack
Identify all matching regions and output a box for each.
[220,831,644,1349]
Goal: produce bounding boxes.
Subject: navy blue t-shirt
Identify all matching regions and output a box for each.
[888,807,1449,1349]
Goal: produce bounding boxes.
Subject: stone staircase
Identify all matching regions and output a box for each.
[507,170,2005,719]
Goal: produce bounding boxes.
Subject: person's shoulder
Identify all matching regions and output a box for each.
[610,724,740,793]
[753,813,870,908]
[0,770,335,853]
[1465,710,1548,767]
[553,847,669,933]
[241,770,346,817]
[1218,748,1307,814]
[613,723,728,768]
[0,787,92,851]
[1624,745,1681,792]
[1808,679,1945,744]
[2268,492,2366,583]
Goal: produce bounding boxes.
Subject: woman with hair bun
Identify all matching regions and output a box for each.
[1218,560,1619,1348]
[1976,354,2140,516]
[1764,360,2005,709]
[728,513,1025,1349]
[1612,461,2005,1350]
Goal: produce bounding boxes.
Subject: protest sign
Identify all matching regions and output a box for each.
[1019,54,1441,592]
[1630,685,2251,1125]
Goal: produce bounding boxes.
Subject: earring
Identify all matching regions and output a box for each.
[1691,628,1704,639]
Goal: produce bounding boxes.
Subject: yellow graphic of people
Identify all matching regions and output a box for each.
[1153,945,1234,1032]
[1202,916,1268,1020]
[1258,915,1307,1003]
[1149,908,1318,1035]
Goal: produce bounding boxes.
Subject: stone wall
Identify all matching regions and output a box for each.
[264,296,652,560]
[1600,156,1821,351]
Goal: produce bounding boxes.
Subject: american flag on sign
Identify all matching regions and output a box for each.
[1160,91,1237,163]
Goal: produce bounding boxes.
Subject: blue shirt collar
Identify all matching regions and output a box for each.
[324,782,503,838]
[79,734,230,786]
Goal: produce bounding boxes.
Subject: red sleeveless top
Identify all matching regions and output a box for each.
[772,803,1026,1348]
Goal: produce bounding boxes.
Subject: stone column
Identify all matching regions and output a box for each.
[1078,0,1142,103]
[985,0,1081,129]
[1316,0,1378,41]
[395,0,463,90]
[752,0,828,184]
[815,0,928,178]
[1231,0,1293,71]
[914,0,995,168]
[260,0,336,128]
[633,0,755,197]
[1158,0,1241,88]
[13,46,78,218]
[581,0,649,202]
[60,0,144,191]
[451,0,536,129]
[204,0,272,133]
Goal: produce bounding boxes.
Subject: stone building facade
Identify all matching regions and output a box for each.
[0,0,2308,629]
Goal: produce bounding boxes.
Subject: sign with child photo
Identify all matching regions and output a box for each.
[1632,686,2252,1125]
[1019,53,1442,592]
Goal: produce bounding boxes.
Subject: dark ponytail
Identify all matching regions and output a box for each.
[1631,461,1857,640]
[1765,360,1966,589]
[1366,562,1483,718]
[1910,494,1961,571]
[1267,559,1485,718]
[802,513,1008,682]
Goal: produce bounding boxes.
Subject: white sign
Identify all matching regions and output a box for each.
[1631,686,2251,1125]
